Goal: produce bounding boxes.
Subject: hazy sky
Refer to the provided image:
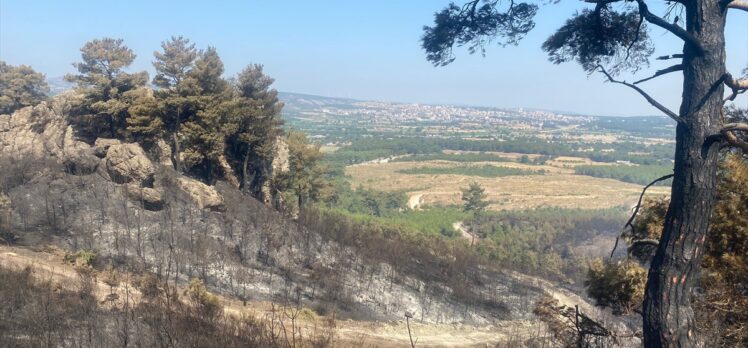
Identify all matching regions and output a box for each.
[1,0,746,116]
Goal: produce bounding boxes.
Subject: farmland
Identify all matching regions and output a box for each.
[346,154,670,211]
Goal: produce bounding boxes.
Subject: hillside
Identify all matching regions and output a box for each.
[0,94,637,346]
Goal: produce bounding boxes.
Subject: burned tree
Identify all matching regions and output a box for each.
[422,1,748,346]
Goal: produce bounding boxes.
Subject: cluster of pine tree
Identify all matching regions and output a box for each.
[63,37,288,196]
[0,61,49,114]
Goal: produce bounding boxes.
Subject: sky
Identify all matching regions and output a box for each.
[1,0,746,116]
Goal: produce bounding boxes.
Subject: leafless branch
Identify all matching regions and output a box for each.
[597,65,685,124]
[722,122,748,154]
[656,54,684,60]
[634,64,683,84]
[609,173,674,260]
[629,238,660,248]
[635,0,705,54]
[728,0,748,12]
[724,72,748,101]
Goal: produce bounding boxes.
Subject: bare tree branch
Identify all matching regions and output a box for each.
[609,173,674,260]
[728,0,748,12]
[629,238,660,248]
[635,0,704,54]
[724,72,748,101]
[723,122,748,132]
[722,122,748,154]
[597,65,685,124]
[725,72,748,90]
[656,54,684,60]
[634,64,683,84]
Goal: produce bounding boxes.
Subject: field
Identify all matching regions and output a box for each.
[346,152,670,211]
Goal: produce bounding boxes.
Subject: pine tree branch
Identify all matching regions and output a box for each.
[609,173,674,260]
[635,0,705,54]
[728,0,748,12]
[724,72,748,101]
[597,65,685,124]
[656,54,684,60]
[634,64,683,84]
[722,122,748,154]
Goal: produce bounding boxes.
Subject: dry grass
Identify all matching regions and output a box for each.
[346,160,669,211]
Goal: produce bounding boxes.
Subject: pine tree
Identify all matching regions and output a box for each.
[224,64,284,195]
[151,36,199,172]
[0,61,49,115]
[180,47,232,180]
[284,131,326,211]
[66,38,148,139]
[461,181,488,218]
[126,88,163,145]
[461,181,489,244]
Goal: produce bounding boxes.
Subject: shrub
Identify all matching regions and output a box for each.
[585,259,647,315]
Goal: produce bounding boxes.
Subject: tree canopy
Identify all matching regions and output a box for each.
[61,37,290,205]
[0,61,49,115]
[66,38,148,139]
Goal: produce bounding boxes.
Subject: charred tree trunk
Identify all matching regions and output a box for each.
[172,107,182,172]
[642,2,726,346]
[242,151,250,193]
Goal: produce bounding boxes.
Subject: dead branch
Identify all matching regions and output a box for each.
[722,123,748,154]
[724,72,748,101]
[597,65,685,124]
[634,64,683,84]
[609,173,674,260]
[728,0,748,12]
[656,54,684,60]
[635,0,705,54]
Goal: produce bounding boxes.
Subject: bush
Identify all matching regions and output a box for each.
[585,259,647,315]
[63,250,97,268]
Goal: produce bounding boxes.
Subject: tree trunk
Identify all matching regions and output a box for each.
[242,151,250,192]
[172,108,182,172]
[218,154,240,188]
[642,2,726,346]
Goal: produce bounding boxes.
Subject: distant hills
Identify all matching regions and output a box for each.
[47,77,666,121]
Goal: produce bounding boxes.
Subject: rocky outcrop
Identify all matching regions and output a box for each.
[0,102,69,159]
[0,99,98,175]
[61,126,99,175]
[154,138,173,166]
[261,136,290,206]
[93,138,121,158]
[105,143,156,186]
[126,184,165,211]
[176,177,225,212]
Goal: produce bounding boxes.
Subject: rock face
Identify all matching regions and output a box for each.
[261,136,290,206]
[0,101,71,159]
[93,138,121,158]
[176,177,225,212]
[105,143,156,186]
[154,138,173,166]
[62,126,99,175]
[126,184,165,211]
